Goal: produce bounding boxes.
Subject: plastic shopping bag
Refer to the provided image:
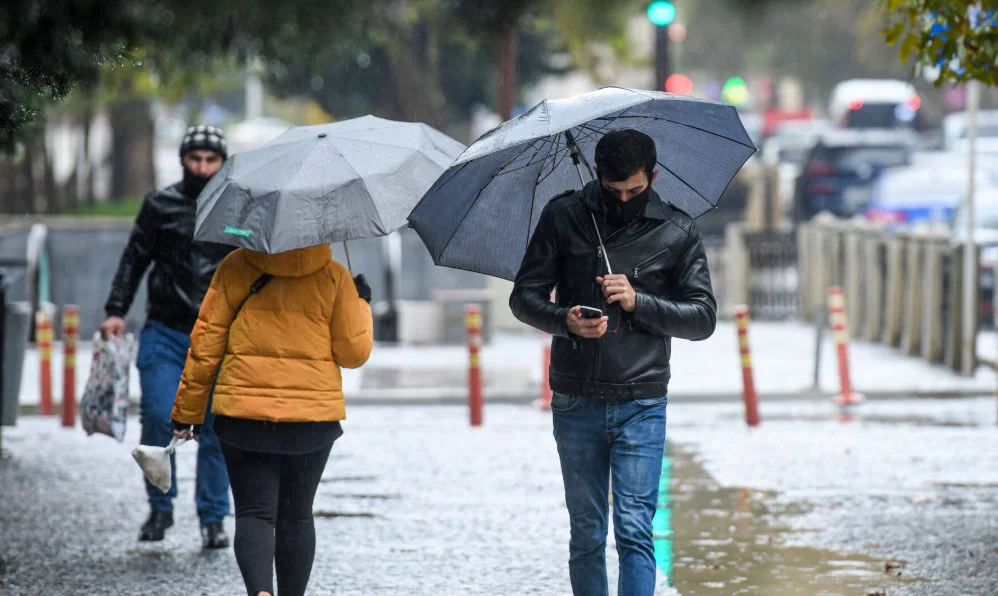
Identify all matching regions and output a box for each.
[79,332,136,442]
[132,436,187,493]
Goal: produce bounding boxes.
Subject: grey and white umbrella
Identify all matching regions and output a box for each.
[194,115,466,257]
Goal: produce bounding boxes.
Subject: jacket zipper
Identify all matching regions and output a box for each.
[632,248,672,279]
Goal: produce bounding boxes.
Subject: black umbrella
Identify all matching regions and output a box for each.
[407,86,756,280]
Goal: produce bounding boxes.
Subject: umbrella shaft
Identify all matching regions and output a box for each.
[343,241,352,272]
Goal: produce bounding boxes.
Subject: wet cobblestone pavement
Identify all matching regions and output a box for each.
[3,399,998,595]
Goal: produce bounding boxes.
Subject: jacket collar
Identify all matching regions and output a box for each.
[578,179,668,221]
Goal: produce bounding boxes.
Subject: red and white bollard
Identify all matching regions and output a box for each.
[734,305,760,427]
[536,332,552,411]
[36,311,54,415]
[466,304,483,427]
[827,286,864,407]
[61,305,79,428]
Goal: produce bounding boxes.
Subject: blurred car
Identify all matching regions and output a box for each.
[762,120,832,214]
[828,79,922,131]
[793,129,915,222]
[942,109,998,155]
[865,161,998,228]
[951,187,998,328]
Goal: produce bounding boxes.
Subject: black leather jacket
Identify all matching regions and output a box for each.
[510,180,716,400]
[104,181,235,333]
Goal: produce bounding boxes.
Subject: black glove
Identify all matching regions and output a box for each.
[171,419,201,439]
[353,274,372,303]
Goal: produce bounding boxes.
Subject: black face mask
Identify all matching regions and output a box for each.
[600,184,650,228]
[182,167,212,199]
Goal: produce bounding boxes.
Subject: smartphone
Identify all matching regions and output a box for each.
[579,306,604,319]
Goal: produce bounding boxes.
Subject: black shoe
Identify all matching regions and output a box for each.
[201,522,229,549]
[139,511,173,542]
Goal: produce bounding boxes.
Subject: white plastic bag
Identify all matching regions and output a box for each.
[131,436,187,493]
[79,332,136,442]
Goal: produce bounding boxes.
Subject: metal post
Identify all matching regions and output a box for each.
[466,304,483,427]
[734,305,760,427]
[61,305,79,428]
[0,271,5,454]
[962,80,980,376]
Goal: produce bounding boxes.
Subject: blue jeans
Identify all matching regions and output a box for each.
[551,393,667,596]
[137,321,230,525]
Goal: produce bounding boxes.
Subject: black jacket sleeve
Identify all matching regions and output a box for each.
[104,194,158,318]
[631,219,717,340]
[509,203,572,338]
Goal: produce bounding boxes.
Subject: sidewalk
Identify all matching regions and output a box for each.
[16,321,998,411]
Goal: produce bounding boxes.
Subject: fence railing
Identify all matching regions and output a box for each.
[796,214,978,375]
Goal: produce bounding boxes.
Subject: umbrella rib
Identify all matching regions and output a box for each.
[656,159,716,211]
[611,113,757,150]
[434,141,538,261]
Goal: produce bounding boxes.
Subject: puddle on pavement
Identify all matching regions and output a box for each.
[658,444,920,595]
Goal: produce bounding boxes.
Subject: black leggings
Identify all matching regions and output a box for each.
[221,442,333,596]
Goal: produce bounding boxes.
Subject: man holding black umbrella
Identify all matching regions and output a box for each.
[510,129,717,595]
[101,126,235,548]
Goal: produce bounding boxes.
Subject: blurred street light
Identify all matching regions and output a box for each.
[665,74,693,95]
[647,1,676,26]
[722,76,749,106]
[647,1,676,92]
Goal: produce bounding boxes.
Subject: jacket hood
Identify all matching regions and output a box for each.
[244,244,332,278]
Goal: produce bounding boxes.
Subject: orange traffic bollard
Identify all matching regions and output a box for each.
[466,304,483,427]
[827,286,863,407]
[36,311,54,415]
[61,305,79,428]
[734,305,760,427]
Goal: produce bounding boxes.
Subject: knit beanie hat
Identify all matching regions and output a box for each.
[180,125,228,159]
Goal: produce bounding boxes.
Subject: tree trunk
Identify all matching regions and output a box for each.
[81,102,95,207]
[380,19,449,130]
[40,138,60,214]
[497,25,520,121]
[109,96,155,201]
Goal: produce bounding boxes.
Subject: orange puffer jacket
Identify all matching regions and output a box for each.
[171,243,372,424]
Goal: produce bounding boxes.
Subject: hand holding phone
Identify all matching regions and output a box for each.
[567,305,608,338]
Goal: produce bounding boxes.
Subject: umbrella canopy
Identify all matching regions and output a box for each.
[194,115,466,254]
[407,86,756,280]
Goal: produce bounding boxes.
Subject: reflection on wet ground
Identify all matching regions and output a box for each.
[658,445,921,595]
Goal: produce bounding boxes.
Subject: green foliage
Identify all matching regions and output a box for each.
[880,0,998,85]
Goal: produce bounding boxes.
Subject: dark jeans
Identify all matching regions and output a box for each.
[137,321,229,524]
[221,441,333,596]
[551,393,667,596]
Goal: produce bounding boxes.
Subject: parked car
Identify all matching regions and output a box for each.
[828,79,922,131]
[793,129,915,222]
[951,188,998,329]
[866,161,998,228]
[762,120,831,216]
[942,109,998,155]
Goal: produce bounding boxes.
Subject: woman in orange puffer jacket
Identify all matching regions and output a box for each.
[170,243,372,596]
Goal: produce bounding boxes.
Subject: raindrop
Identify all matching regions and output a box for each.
[357,53,372,69]
[310,75,324,92]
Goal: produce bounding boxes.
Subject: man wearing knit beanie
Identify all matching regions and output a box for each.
[101,124,235,550]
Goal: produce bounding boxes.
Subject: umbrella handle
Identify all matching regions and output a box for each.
[342,241,352,272]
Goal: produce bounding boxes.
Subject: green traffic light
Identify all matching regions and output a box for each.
[647,1,676,27]
[722,77,749,106]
